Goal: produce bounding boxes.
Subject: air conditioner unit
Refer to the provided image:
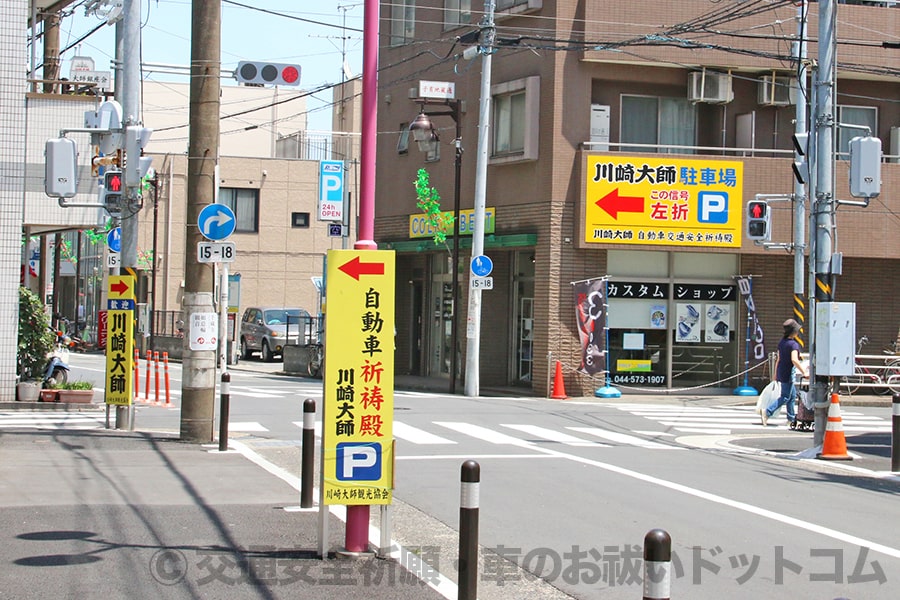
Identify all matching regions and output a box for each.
[688,71,733,104]
[757,75,797,106]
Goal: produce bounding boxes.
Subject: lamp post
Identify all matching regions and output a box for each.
[409,102,462,393]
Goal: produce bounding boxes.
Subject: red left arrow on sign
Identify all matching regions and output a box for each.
[595,188,645,219]
[338,256,385,280]
[110,280,130,296]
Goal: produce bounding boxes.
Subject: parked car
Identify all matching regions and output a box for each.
[240,307,311,362]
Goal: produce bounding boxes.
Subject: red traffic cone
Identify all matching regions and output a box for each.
[819,393,852,461]
[551,361,568,400]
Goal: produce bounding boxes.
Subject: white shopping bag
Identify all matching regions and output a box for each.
[756,380,781,413]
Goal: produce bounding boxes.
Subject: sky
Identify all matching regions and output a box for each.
[47,0,366,132]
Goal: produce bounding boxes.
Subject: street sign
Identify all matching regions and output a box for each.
[105,275,135,406]
[107,252,119,269]
[471,255,493,277]
[197,203,236,241]
[584,155,744,248]
[189,312,218,351]
[107,227,122,253]
[319,160,344,221]
[471,277,494,290]
[328,222,344,237]
[323,249,395,506]
[197,241,236,263]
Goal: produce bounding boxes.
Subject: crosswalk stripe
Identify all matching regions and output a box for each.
[393,421,456,445]
[500,424,609,447]
[227,421,268,432]
[434,422,531,446]
[566,427,677,449]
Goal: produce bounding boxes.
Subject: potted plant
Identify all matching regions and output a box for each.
[39,388,59,402]
[17,286,54,401]
[55,380,95,404]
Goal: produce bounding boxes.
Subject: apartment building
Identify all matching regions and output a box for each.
[374,0,900,396]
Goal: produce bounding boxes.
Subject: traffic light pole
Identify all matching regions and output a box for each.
[792,1,808,348]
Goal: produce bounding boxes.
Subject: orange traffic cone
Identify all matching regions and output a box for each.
[551,361,568,400]
[818,393,852,461]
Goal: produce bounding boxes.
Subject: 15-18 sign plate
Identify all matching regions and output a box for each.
[197,241,236,263]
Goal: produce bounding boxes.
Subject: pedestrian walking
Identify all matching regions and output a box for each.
[761,319,808,426]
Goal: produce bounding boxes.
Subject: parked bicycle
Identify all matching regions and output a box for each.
[304,343,323,378]
[842,336,893,396]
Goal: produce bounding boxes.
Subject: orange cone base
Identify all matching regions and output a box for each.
[818,393,852,461]
[551,361,568,400]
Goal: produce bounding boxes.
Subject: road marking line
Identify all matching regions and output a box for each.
[434,422,533,446]
[567,427,678,449]
[227,421,268,432]
[393,421,456,445]
[500,424,609,447]
[517,437,900,561]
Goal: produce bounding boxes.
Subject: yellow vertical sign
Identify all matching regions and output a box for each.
[322,250,395,505]
[105,276,135,406]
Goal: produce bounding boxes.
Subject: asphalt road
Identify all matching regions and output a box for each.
[14,353,900,599]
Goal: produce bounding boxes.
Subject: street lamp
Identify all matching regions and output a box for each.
[408,102,462,393]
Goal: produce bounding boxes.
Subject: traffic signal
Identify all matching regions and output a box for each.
[791,132,809,184]
[123,125,154,187]
[103,169,124,214]
[234,61,301,86]
[746,200,771,241]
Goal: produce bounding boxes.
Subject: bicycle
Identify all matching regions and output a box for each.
[304,343,323,378]
[880,340,900,395]
[841,336,890,396]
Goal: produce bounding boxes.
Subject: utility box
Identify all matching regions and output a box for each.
[815,302,856,376]
[44,137,78,198]
[849,136,881,199]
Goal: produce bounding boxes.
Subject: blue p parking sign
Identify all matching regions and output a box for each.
[336,442,382,481]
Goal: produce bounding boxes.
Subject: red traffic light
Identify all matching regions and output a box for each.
[748,201,766,219]
[105,170,122,192]
[235,61,301,86]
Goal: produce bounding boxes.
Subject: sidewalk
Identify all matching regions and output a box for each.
[0,427,454,599]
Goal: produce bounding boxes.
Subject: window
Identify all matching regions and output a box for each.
[291,212,310,228]
[490,76,540,163]
[390,0,416,46]
[397,123,410,155]
[837,105,877,157]
[444,0,471,27]
[219,188,259,233]
[621,95,696,153]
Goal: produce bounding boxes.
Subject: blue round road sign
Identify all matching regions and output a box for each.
[107,227,122,253]
[471,255,493,277]
[198,203,236,241]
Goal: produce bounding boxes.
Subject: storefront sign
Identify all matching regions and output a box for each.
[409,207,495,239]
[573,278,607,375]
[105,276,135,406]
[584,155,744,247]
[606,281,736,301]
[322,250,395,505]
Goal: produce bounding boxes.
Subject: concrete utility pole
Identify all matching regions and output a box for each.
[793,1,808,346]
[811,0,838,447]
[180,0,221,442]
[464,0,496,398]
[120,0,141,270]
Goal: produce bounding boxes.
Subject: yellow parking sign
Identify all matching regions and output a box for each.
[322,250,395,505]
[584,155,744,247]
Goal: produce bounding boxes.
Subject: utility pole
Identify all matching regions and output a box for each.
[464,0,495,398]
[180,0,221,442]
[793,1,808,346]
[811,0,838,447]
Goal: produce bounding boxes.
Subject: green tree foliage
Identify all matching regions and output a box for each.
[414,168,455,247]
[17,287,55,379]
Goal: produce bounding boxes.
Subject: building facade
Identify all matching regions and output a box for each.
[374,0,900,396]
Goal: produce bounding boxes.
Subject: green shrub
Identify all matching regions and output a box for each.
[54,380,93,390]
[17,287,54,380]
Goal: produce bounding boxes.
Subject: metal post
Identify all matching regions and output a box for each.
[163,351,170,405]
[301,398,316,508]
[464,0,496,398]
[218,371,230,452]
[892,394,900,472]
[643,529,672,600]
[793,1,808,346]
[450,110,462,393]
[458,460,480,600]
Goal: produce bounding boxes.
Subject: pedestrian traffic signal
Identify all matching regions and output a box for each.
[746,200,770,241]
[234,61,301,86]
[103,169,123,214]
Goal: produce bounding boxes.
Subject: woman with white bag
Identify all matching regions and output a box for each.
[759,319,808,426]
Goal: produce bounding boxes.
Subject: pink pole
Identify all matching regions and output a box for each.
[343,0,380,554]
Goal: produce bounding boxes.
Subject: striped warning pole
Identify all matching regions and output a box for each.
[143,349,151,401]
[892,394,900,472]
[133,347,140,403]
[163,352,171,405]
[153,351,161,404]
[643,529,671,600]
[793,293,806,349]
[300,398,316,508]
[458,460,480,600]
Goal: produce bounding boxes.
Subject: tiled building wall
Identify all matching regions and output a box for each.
[1,5,26,399]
